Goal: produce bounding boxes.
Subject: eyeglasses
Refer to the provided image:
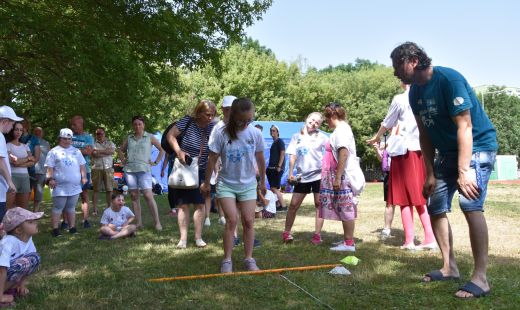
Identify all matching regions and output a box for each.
[61,137,72,140]
[326,103,341,109]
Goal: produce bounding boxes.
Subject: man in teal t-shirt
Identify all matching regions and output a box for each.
[71,115,94,229]
[391,42,497,299]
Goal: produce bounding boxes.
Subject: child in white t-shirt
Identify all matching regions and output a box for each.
[255,188,277,219]
[0,207,43,305]
[99,192,136,240]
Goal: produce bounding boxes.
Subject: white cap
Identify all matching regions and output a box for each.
[222,95,237,108]
[0,106,23,121]
[59,128,73,138]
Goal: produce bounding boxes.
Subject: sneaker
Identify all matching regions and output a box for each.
[83,220,91,229]
[204,217,211,227]
[176,240,187,249]
[331,240,344,246]
[233,237,240,247]
[60,221,69,230]
[282,231,294,243]
[244,257,260,271]
[195,239,207,248]
[310,233,322,245]
[253,239,261,247]
[415,242,438,251]
[69,227,78,235]
[218,216,226,225]
[380,228,391,240]
[330,242,356,252]
[51,228,62,237]
[221,259,233,273]
[400,243,416,251]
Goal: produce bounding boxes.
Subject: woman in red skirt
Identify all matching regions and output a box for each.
[367,83,436,250]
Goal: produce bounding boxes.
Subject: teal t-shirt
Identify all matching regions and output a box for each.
[72,133,94,172]
[409,66,497,154]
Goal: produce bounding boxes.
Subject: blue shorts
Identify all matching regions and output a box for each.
[82,172,91,190]
[216,182,257,202]
[427,151,496,216]
[125,171,152,190]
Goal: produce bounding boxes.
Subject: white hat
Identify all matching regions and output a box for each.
[59,128,73,138]
[0,106,23,121]
[222,95,237,108]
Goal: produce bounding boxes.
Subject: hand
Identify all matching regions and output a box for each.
[0,293,14,303]
[8,154,17,164]
[48,179,57,189]
[457,168,480,200]
[7,181,16,193]
[366,136,380,145]
[288,175,294,183]
[16,285,29,297]
[177,151,186,165]
[199,182,210,196]
[422,173,436,199]
[160,171,165,177]
[276,167,281,172]
[81,177,87,185]
[84,145,93,155]
[333,177,341,191]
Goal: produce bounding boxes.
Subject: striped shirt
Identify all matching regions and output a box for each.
[176,116,215,169]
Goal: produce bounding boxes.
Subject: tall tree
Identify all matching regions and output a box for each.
[1,0,271,140]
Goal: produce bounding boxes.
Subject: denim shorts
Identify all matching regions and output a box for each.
[125,171,152,190]
[427,151,496,215]
[216,181,257,202]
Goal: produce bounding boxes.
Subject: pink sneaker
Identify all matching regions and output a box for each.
[310,233,322,245]
[282,231,294,243]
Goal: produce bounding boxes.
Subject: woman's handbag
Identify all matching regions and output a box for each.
[386,124,407,157]
[167,125,207,189]
[346,155,366,196]
[168,156,199,189]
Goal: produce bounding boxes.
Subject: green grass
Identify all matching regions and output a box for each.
[15,183,520,309]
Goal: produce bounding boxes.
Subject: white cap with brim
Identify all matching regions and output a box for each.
[59,128,73,138]
[222,95,237,108]
[0,106,23,121]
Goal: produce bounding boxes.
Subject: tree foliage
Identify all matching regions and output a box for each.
[1,0,271,141]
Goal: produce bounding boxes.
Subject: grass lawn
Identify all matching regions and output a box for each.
[15,182,520,309]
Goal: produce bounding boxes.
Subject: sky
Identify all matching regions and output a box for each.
[245,0,520,88]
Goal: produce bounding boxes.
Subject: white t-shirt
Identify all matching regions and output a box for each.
[0,134,10,202]
[330,121,357,176]
[45,145,86,197]
[0,235,37,268]
[209,124,264,187]
[381,89,421,151]
[262,189,278,214]
[100,206,135,229]
[286,131,328,183]
[7,142,31,175]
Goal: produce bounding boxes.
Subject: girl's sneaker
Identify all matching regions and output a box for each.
[204,217,211,227]
[218,216,226,225]
[400,243,416,251]
[310,233,322,245]
[244,258,260,271]
[221,259,233,273]
[330,242,356,252]
[176,240,187,249]
[282,231,294,243]
[195,239,207,248]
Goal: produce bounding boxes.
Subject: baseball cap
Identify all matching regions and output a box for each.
[59,128,73,138]
[0,106,23,121]
[2,207,43,232]
[222,95,237,108]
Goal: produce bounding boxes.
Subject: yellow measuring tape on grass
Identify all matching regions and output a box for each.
[147,263,340,282]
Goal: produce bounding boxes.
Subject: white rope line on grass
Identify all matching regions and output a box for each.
[279,274,335,310]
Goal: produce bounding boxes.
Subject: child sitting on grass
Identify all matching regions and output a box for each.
[255,187,277,219]
[0,207,43,306]
[99,192,137,240]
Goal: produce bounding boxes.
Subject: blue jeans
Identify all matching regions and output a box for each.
[427,151,496,215]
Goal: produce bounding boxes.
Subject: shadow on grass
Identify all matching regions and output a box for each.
[19,192,520,309]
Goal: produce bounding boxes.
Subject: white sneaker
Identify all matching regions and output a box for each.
[219,217,226,225]
[380,228,391,240]
[195,239,207,248]
[204,217,211,226]
[330,243,356,252]
[415,242,438,251]
[400,243,416,251]
[176,240,187,249]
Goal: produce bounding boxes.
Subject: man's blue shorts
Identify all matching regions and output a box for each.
[427,151,496,216]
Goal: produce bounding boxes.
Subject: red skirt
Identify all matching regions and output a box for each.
[387,150,426,206]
